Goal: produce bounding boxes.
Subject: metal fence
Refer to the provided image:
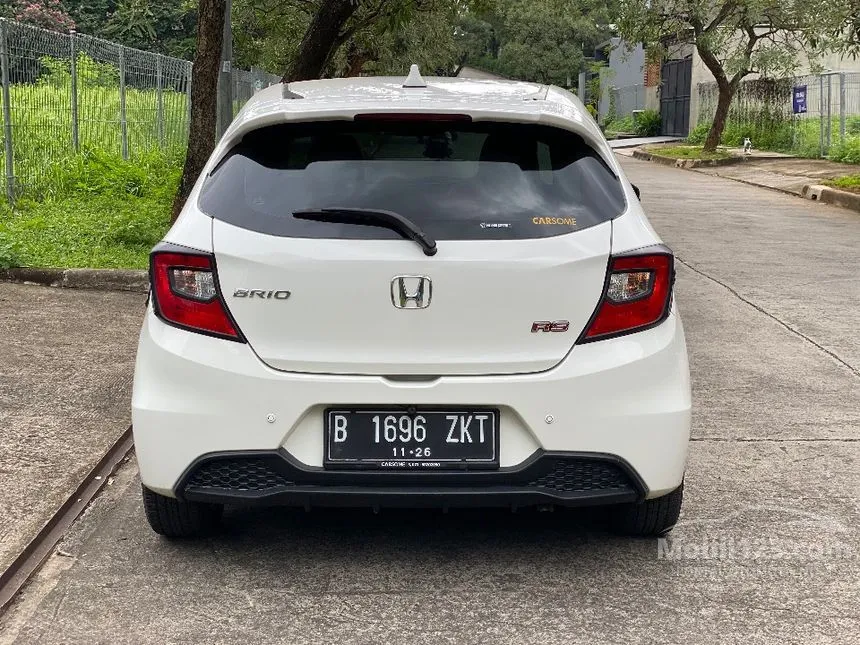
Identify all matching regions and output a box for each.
[609,84,645,120]
[0,18,279,203]
[696,72,860,157]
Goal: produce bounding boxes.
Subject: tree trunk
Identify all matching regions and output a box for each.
[171,0,226,222]
[345,40,371,77]
[282,0,360,82]
[702,82,736,153]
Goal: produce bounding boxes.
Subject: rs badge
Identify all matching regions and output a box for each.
[532,321,570,333]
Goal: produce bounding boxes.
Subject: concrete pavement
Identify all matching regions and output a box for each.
[0,284,145,572]
[607,136,682,149]
[692,157,860,197]
[617,145,860,200]
[1,157,858,644]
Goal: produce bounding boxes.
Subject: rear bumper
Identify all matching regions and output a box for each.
[133,305,691,500]
[178,450,643,509]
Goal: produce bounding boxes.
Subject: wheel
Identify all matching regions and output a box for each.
[608,482,684,537]
[141,485,223,538]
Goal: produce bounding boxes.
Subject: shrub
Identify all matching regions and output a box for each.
[685,123,708,145]
[634,110,661,137]
[605,115,635,138]
[828,137,860,164]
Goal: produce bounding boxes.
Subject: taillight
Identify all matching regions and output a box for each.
[580,249,674,342]
[353,113,473,122]
[150,247,243,341]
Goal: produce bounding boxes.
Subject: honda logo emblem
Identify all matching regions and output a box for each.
[391,276,432,309]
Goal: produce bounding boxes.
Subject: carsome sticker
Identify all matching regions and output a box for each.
[533,217,576,226]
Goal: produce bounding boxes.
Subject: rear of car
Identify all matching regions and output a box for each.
[132,76,691,538]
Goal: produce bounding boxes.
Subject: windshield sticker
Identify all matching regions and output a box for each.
[532,217,576,226]
[480,223,513,229]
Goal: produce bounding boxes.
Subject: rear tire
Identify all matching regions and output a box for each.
[142,485,223,538]
[608,482,684,537]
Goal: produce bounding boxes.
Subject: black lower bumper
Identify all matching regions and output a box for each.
[177,450,646,509]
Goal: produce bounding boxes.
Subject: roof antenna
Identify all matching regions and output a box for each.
[402,64,427,88]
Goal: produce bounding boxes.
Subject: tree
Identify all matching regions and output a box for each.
[280,0,469,82]
[455,0,613,87]
[171,0,225,221]
[62,0,197,58]
[282,0,360,81]
[809,2,860,56]
[101,0,197,58]
[10,0,75,31]
[616,0,819,152]
[330,1,463,76]
[232,0,467,83]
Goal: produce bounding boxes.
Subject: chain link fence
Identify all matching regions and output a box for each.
[0,18,279,203]
[233,68,280,116]
[695,72,860,158]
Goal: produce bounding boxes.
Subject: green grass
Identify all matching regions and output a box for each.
[686,115,860,160]
[0,149,179,269]
[605,115,635,139]
[822,175,860,194]
[1,54,188,201]
[0,55,185,269]
[0,53,187,269]
[644,145,732,160]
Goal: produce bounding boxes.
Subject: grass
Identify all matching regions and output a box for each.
[822,175,860,194]
[1,54,188,201]
[0,149,179,269]
[686,115,860,160]
[0,54,186,269]
[604,110,661,139]
[605,115,635,139]
[644,145,732,160]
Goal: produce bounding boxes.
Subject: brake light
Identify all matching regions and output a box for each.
[353,113,472,122]
[580,250,674,342]
[150,249,243,341]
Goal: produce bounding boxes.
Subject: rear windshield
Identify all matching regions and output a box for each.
[199,120,626,240]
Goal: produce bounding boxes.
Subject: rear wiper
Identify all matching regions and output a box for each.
[292,207,437,256]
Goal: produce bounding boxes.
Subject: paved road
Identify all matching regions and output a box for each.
[2,158,858,644]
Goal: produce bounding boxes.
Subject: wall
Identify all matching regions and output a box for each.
[597,38,645,122]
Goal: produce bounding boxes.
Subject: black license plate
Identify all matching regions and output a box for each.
[324,408,499,469]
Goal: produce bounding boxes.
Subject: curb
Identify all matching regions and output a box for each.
[801,184,860,212]
[632,149,860,216]
[689,169,804,199]
[632,149,742,168]
[0,267,149,293]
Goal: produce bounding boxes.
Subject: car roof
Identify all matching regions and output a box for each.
[257,75,548,108]
[225,74,601,143]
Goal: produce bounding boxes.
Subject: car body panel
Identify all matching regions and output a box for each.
[135,73,692,511]
[132,305,690,499]
[213,218,611,375]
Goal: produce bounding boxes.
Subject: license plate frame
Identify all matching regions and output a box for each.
[324,407,500,470]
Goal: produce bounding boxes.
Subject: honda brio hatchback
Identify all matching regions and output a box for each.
[133,67,691,538]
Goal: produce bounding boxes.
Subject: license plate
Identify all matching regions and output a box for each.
[324,408,499,469]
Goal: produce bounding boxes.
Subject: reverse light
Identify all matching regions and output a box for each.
[581,249,674,342]
[150,248,243,341]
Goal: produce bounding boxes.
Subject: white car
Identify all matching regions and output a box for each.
[132,66,691,538]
